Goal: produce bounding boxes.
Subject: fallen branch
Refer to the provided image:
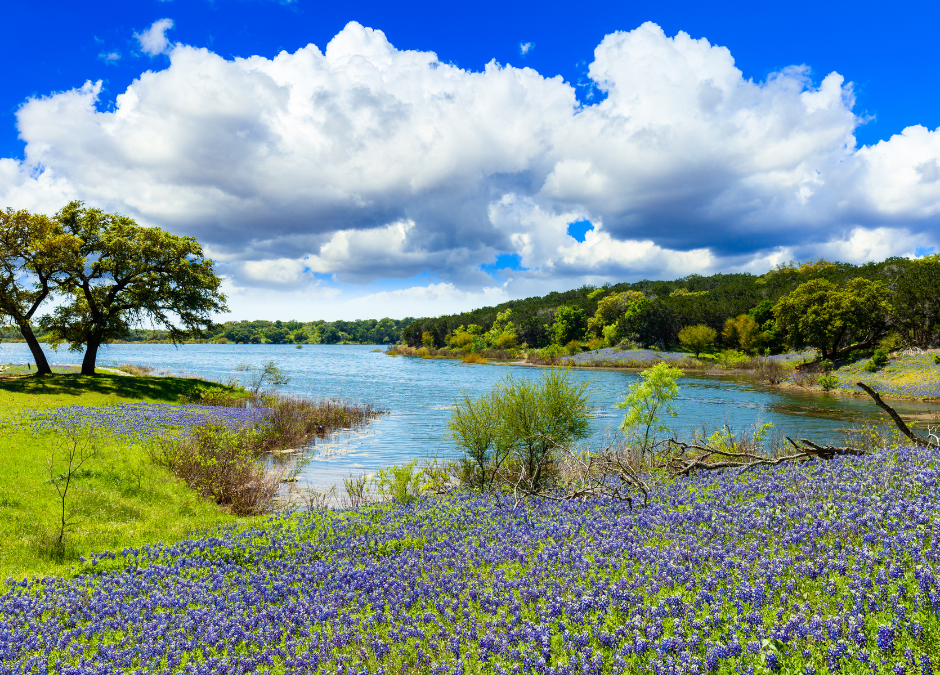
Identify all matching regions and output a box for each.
[665,436,868,477]
[856,382,939,448]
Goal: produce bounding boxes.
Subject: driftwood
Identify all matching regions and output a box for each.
[664,382,938,476]
[663,438,863,476]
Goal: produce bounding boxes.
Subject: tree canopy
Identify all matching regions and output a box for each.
[0,208,80,374]
[40,202,227,375]
[772,277,890,360]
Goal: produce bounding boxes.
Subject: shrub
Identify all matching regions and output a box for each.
[372,459,430,505]
[933,353,940,365]
[717,349,749,367]
[150,423,280,516]
[448,368,592,492]
[753,357,787,384]
[865,348,890,372]
[416,347,430,358]
[817,375,839,391]
[462,352,487,364]
[536,343,564,363]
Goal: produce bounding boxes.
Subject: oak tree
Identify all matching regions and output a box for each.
[0,208,80,374]
[41,202,228,375]
[772,277,889,360]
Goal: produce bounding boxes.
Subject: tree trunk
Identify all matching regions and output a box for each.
[81,339,100,376]
[19,323,52,375]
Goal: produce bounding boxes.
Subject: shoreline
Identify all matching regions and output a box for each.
[396,348,940,404]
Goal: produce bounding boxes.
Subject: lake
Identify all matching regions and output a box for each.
[2,342,936,488]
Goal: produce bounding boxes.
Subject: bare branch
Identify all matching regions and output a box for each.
[856,382,938,448]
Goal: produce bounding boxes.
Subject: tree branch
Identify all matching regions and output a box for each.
[856,382,938,448]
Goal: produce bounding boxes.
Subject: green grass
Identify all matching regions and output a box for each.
[811,349,940,400]
[0,370,257,581]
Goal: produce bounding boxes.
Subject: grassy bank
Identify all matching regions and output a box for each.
[0,371,257,580]
[2,446,938,672]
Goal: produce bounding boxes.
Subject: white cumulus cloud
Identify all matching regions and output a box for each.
[135,18,174,56]
[1,20,939,318]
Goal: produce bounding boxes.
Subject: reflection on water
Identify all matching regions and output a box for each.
[1,342,936,489]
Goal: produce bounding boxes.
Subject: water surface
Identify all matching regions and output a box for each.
[2,343,935,488]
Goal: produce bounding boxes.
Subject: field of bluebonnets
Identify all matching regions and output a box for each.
[3,444,939,674]
[825,353,940,400]
[30,402,273,440]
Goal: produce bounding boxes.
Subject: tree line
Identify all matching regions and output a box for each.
[402,256,940,359]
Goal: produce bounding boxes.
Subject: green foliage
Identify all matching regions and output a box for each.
[421,331,435,349]
[483,310,518,350]
[817,375,839,391]
[448,369,592,491]
[889,254,940,347]
[586,291,645,338]
[601,323,619,347]
[448,391,508,490]
[551,306,587,345]
[402,255,938,353]
[934,353,940,365]
[537,343,565,361]
[865,348,890,372]
[0,207,82,374]
[372,459,430,505]
[677,324,716,357]
[773,277,890,360]
[39,201,227,375]
[617,363,683,453]
[716,349,749,367]
[704,422,774,453]
[722,314,761,353]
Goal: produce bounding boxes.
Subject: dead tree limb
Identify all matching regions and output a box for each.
[856,382,939,448]
[664,436,868,477]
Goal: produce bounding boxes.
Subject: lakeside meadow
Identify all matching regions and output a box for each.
[1,205,939,673]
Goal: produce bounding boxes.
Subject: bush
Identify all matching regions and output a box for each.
[933,353,940,365]
[817,375,839,391]
[716,349,749,367]
[462,352,487,364]
[753,357,787,384]
[372,459,430,505]
[150,423,279,516]
[447,368,592,492]
[865,348,890,372]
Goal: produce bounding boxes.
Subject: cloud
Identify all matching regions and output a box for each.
[135,18,174,56]
[98,51,121,64]
[519,42,534,56]
[2,20,940,319]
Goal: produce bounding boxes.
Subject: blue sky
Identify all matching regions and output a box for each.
[3,0,940,320]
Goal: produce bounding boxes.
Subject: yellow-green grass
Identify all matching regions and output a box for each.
[0,372,258,582]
